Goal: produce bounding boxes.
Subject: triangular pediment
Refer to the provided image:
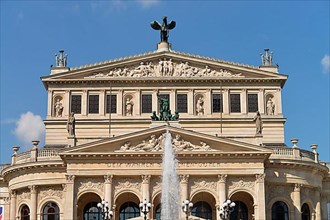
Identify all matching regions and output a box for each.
[61,125,272,155]
[42,51,287,83]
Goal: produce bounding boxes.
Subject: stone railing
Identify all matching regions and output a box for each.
[0,163,10,172]
[14,148,61,164]
[269,146,317,162]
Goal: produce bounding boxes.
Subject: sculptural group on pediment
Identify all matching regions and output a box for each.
[118,133,213,152]
[87,59,244,79]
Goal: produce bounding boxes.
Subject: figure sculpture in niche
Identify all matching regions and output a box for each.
[151,16,176,43]
[196,97,204,116]
[253,111,263,135]
[54,98,64,117]
[125,98,133,116]
[67,112,75,136]
[266,97,275,115]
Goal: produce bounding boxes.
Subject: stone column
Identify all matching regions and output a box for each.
[29,185,38,220]
[47,90,53,117]
[64,175,76,220]
[64,90,70,117]
[321,193,328,220]
[255,174,266,220]
[293,184,302,219]
[217,174,227,219]
[275,88,282,115]
[205,89,211,116]
[315,187,321,220]
[188,89,194,115]
[223,89,229,115]
[9,190,16,220]
[152,90,158,113]
[117,90,123,116]
[82,90,87,116]
[179,175,189,203]
[104,175,113,209]
[258,89,264,114]
[241,89,247,114]
[100,90,105,116]
[170,90,176,113]
[141,175,151,219]
[135,90,141,116]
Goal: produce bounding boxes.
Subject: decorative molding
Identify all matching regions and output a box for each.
[78,178,104,192]
[29,185,38,193]
[228,177,255,194]
[218,174,227,183]
[255,174,265,183]
[114,178,141,195]
[104,175,113,184]
[108,162,161,168]
[17,190,30,202]
[179,175,189,184]
[66,175,75,183]
[142,175,151,184]
[191,178,217,192]
[10,190,17,198]
[38,186,63,200]
[86,59,244,79]
[117,133,215,152]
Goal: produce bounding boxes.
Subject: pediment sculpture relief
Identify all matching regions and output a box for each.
[117,133,215,152]
[86,59,244,79]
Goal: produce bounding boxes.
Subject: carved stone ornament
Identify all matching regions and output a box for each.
[117,133,215,152]
[114,178,141,195]
[151,178,161,194]
[38,186,63,200]
[191,178,217,193]
[66,175,75,183]
[228,177,255,194]
[78,178,104,192]
[218,174,227,183]
[86,60,244,79]
[104,175,113,184]
[179,174,189,184]
[142,175,151,184]
[255,174,265,183]
[17,190,30,202]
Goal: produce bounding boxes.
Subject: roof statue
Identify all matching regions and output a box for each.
[151,16,176,43]
[260,48,273,66]
[55,49,68,67]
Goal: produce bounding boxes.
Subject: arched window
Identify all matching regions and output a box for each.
[301,203,310,220]
[155,204,161,220]
[230,201,248,220]
[20,205,30,220]
[84,202,101,220]
[272,201,289,220]
[42,202,60,220]
[191,201,212,220]
[119,202,139,220]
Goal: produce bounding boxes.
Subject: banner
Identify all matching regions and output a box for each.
[0,205,3,220]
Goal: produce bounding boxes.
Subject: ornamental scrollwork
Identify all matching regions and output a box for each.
[114,178,141,195]
[86,59,244,79]
[228,177,255,194]
[17,190,30,202]
[255,174,265,183]
[66,175,75,183]
[142,175,151,184]
[191,178,217,192]
[104,175,113,184]
[38,186,63,200]
[179,175,189,184]
[117,133,215,152]
[78,178,104,193]
[218,174,227,183]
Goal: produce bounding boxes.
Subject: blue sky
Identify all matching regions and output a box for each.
[0,1,329,163]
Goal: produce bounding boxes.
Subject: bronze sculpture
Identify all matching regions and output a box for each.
[151,16,176,43]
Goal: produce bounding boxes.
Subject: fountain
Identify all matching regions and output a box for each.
[160,129,181,220]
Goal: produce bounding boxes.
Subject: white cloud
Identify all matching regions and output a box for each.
[321,54,330,74]
[14,112,45,147]
[137,0,160,8]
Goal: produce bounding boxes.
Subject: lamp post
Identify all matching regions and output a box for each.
[182,199,193,220]
[97,199,113,220]
[139,199,151,220]
[219,199,235,220]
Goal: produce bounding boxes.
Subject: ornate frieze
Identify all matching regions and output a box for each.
[191,177,217,193]
[86,59,244,79]
[108,162,161,168]
[17,190,30,202]
[77,178,104,193]
[117,133,215,152]
[114,178,141,195]
[38,186,63,200]
[228,176,255,194]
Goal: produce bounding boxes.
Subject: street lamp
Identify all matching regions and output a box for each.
[219,199,235,220]
[139,199,151,220]
[97,199,113,220]
[182,199,193,220]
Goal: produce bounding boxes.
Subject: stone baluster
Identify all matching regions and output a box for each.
[291,138,301,159]
[30,140,39,162]
[310,144,319,163]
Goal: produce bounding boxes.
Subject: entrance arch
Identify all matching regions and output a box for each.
[191,191,216,220]
[77,192,102,220]
[230,191,254,220]
[114,192,140,220]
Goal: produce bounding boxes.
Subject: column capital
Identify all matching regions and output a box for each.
[142,175,151,184]
[104,174,113,184]
[66,174,75,183]
[179,174,189,184]
[10,190,17,197]
[29,185,38,193]
[294,183,303,192]
[218,174,227,183]
[255,173,265,183]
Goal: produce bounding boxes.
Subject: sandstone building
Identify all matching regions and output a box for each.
[0,19,329,220]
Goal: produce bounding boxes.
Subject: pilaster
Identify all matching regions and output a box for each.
[104,175,113,209]
[188,89,194,115]
[135,90,141,116]
[223,89,229,115]
[64,175,76,220]
[255,174,266,220]
[9,190,16,220]
[179,174,189,203]
[205,89,211,115]
[217,174,227,219]
[152,90,158,113]
[241,89,247,114]
[275,88,282,115]
[117,90,123,116]
[29,185,38,220]
[258,89,264,114]
[170,89,176,112]
[64,90,70,116]
[82,90,87,116]
[100,90,105,116]
[141,175,151,219]
[315,187,321,220]
[293,183,302,219]
[47,89,53,117]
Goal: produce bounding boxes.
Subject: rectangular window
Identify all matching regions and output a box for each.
[177,94,187,113]
[230,94,241,113]
[158,94,170,113]
[70,95,81,114]
[248,94,258,112]
[106,94,117,113]
[88,95,99,114]
[212,94,223,113]
[142,94,152,113]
